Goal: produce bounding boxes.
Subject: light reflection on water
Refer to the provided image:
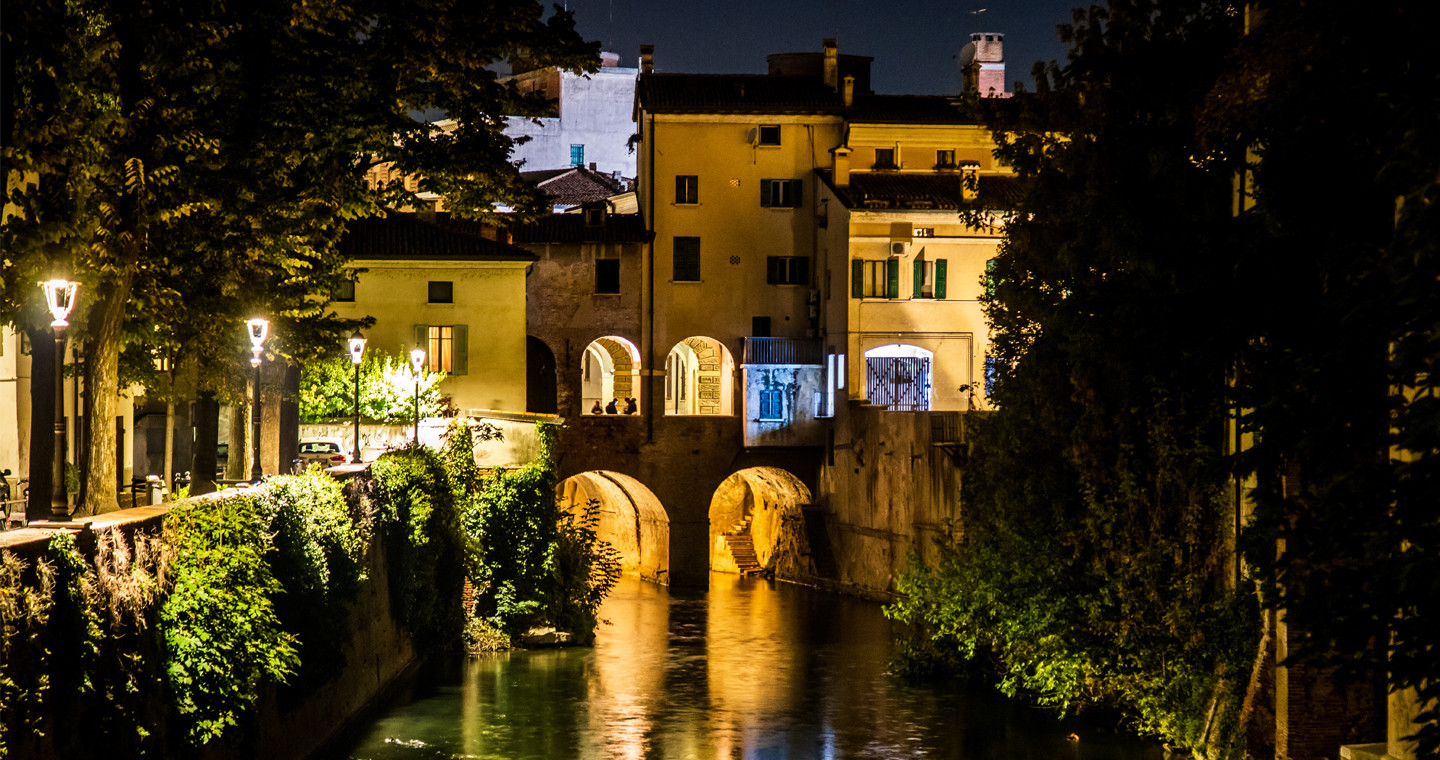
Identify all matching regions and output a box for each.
[344,574,1163,760]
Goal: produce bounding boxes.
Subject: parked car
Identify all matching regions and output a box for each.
[296,438,349,470]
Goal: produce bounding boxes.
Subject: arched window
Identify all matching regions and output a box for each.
[665,336,735,415]
[581,336,642,414]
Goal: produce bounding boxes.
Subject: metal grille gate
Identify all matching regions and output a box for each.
[866,357,931,411]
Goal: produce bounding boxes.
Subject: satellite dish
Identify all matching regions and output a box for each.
[959,42,977,68]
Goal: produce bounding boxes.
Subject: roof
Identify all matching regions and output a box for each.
[846,95,983,125]
[439,212,652,245]
[638,73,843,114]
[521,167,630,207]
[821,170,1023,211]
[339,213,536,262]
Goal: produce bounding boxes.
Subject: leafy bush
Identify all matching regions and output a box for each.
[256,468,368,690]
[369,444,466,648]
[551,499,622,644]
[298,347,446,423]
[159,495,299,744]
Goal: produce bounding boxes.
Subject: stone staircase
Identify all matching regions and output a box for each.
[723,516,764,576]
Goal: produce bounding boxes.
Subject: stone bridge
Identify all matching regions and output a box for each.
[553,415,823,586]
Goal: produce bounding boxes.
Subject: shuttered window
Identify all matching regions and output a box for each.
[414,324,467,375]
[673,237,701,282]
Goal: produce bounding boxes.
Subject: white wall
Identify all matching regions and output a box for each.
[505,67,638,177]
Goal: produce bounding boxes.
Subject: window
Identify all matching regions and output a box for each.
[766,256,809,285]
[414,323,468,375]
[760,179,803,208]
[936,149,956,168]
[912,258,947,299]
[913,227,934,238]
[874,148,897,169]
[985,258,999,298]
[985,356,1001,396]
[757,124,781,146]
[673,237,701,282]
[852,259,898,298]
[570,144,585,166]
[595,259,620,294]
[428,281,453,303]
[675,175,698,204]
[583,206,605,226]
[759,387,784,421]
[752,316,771,337]
[334,279,355,302]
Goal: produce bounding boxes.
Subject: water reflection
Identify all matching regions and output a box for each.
[344,574,1162,760]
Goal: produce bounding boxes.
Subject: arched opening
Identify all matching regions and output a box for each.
[526,336,557,414]
[558,471,669,584]
[664,336,735,415]
[581,336,641,415]
[708,467,813,580]
[864,343,933,411]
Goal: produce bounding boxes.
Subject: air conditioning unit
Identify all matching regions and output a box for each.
[890,241,910,257]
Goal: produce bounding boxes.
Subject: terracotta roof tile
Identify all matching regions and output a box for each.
[822,170,1023,210]
[521,167,630,206]
[638,73,843,114]
[438,212,652,245]
[339,213,536,262]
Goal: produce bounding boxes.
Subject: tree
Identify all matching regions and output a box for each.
[1202,1,1440,754]
[889,1,1259,755]
[3,0,598,512]
[298,349,447,424]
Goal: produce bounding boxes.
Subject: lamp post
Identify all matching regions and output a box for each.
[348,331,366,464]
[247,318,269,482]
[409,345,425,445]
[41,279,79,520]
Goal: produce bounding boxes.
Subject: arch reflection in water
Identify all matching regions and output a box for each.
[344,576,1164,760]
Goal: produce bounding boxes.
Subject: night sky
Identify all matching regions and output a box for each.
[557,0,1083,95]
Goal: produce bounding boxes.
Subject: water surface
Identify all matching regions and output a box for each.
[344,574,1162,760]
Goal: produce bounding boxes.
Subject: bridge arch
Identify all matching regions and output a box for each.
[558,470,669,584]
[708,467,813,580]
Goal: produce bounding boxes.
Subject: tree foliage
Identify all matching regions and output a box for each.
[298,347,448,424]
[2,0,598,511]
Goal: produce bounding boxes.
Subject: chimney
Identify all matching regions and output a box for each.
[822,38,838,91]
[640,44,654,74]
[599,51,619,68]
[833,146,852,186]
[959,161,980,202]
[961,33,1009,98]
[842,75,855,107]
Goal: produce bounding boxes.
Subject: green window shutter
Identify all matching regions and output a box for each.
[414,324,429,356]
[885,259,899,299]
[452,324,468,375]
[851,260,864,298]
[985,259,997,298]
[760,179,772,207]
[913,260,924,299]
[790,179,803,206]
[935,259,947,299]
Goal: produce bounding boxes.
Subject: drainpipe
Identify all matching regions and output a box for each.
[645,110,656,444]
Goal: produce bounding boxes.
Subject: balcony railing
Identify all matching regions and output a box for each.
[742,337,823,365]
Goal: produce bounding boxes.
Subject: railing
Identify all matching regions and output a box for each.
[742,337,823,365]
[930,411,963,444]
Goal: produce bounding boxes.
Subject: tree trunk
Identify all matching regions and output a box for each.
[190,391,219,495]
[78,273,133,515]
[227,397,248,480]
[25,328,55,521]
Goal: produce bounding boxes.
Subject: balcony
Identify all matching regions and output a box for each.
[742,337,823,365]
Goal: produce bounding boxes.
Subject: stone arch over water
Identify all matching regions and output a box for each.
[708,467,814,580]
[558,470,669,584]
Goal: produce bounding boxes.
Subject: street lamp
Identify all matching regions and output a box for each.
[348,331,366,464]
[41,279,79,520]
[409,345,425,445]
[247,318,269,482]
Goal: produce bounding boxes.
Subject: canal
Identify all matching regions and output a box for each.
[342,574,1163,760]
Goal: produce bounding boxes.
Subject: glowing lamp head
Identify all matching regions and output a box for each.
[247,317,269,365]
[348,331,367,365]
[41,279,80,328]
[410,345,426,373]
